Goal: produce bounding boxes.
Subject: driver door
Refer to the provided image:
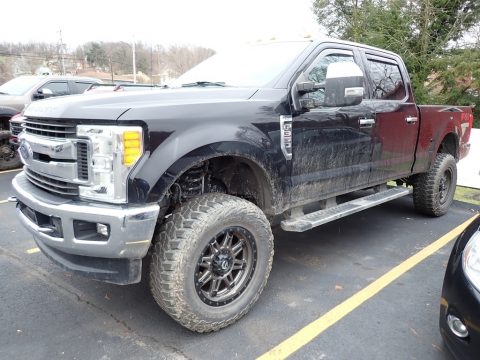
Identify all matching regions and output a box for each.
[290,47,377,205]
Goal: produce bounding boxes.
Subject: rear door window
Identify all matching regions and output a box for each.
[366,57,406,100]
[74,81,97,93]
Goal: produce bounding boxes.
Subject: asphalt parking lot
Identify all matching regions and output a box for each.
[0,168,478,360]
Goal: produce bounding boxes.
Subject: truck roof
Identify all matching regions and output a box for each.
[11,75,102,83]
[254,36,400,58]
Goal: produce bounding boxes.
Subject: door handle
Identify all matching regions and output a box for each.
[405,116,418,124]
[359,118,375,128]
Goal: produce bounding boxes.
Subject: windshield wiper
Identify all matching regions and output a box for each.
[181,81,226,88]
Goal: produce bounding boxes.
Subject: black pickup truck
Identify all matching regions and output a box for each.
[11,39,473,332]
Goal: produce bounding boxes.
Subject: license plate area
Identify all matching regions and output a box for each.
[18,201,63,237]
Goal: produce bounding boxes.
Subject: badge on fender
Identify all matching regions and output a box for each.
[280,115,292,160]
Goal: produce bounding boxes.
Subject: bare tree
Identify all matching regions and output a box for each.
[165,45,215,77]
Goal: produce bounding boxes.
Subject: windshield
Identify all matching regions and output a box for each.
[172,41,310,88]
[0,76,41,96]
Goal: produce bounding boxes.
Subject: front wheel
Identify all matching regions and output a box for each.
[413,153,457,216]
[0,133,21,171]
[149,193,274,332]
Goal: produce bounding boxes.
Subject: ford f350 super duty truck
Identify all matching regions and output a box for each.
[10,39,473,332]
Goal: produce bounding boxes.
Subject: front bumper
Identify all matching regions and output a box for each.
[439,217,480,360]
[12,172,160,284]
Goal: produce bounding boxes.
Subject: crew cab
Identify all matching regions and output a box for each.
[10,39,473,332]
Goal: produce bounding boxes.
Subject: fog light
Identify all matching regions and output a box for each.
[96,223,110,237]
[447,314,469,338]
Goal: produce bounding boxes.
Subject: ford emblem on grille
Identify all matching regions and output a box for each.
[19,141,33,162]
[50,144,64,153]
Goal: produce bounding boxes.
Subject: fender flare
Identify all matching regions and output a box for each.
[431,131,459,165]
[131,141,287,214]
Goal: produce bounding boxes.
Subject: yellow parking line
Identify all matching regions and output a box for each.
[0,200,9,204]
[0,168,22,174]
[258,214,479,360]
[26,247,40,254]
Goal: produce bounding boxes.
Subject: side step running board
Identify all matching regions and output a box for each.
[281,187,411,232]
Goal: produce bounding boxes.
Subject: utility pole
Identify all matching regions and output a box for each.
[132,37,136,84]
[58,30,66,75]
[109,57,114,83]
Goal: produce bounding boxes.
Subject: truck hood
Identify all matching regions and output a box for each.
[24,87,259,120]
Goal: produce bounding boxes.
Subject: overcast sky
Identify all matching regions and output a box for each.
[1,0,322,51]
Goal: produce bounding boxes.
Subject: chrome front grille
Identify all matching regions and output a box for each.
[21,117,91,196]
[24,118,76,138]
[25,168,79,196]
[10,121,23,136]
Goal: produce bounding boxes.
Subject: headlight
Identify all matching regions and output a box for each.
[462,227,480,292]
[77,125,143,203]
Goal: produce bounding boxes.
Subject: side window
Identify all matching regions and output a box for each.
[308,53,355,83]
[75,81,95,93]
[367,59,406,100]
[306,51,355,103]
[42,81,70,96]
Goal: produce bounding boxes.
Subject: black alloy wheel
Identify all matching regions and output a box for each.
[438,169,453,205]
[194,227,256,306]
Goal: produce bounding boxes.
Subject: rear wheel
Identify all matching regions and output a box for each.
[413,153,457,216]
[149,193,274,332]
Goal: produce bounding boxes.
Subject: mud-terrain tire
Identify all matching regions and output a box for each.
[413,153,457,216]
[149,193,274,332]
[0,131,21,171]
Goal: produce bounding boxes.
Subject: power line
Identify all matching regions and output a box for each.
[0,52,131,67]
[0,52,80,61]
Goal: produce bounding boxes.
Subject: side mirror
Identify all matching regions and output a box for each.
[297,81,325,109]
[33,88,54,100]
[296,81,323,94]
[40,88,54,97]
[324,62,364,107]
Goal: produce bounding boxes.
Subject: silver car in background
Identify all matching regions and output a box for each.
[0,76,101,170]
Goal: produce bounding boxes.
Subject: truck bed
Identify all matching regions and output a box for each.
[413,105,473,174]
